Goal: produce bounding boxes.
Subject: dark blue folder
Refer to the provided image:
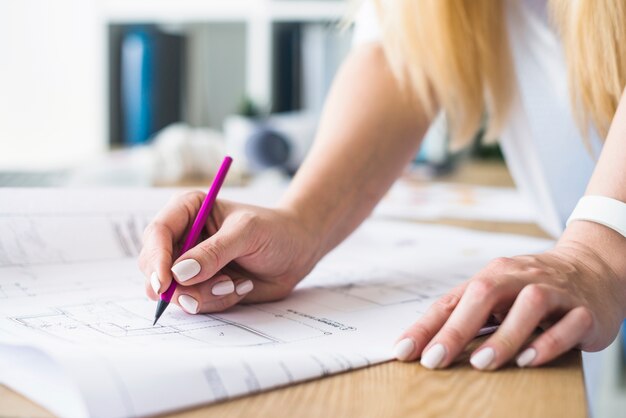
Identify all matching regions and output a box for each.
[120,26,183,145]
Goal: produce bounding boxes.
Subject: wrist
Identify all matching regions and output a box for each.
[562,200,626,277]
[278,191,350,263]
[275,204,326,272]
[557,221,626,317]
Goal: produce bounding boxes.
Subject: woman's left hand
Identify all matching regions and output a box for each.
[393,239,625,370]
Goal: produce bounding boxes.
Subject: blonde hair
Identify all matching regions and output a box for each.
[370,0,626,147]
[551,0,626,140]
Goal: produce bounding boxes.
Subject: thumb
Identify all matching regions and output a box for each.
[170,222,251,286]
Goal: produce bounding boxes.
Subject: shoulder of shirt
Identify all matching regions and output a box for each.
[352,0,382,46]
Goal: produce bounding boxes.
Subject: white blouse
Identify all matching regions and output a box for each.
[353,0,602,238]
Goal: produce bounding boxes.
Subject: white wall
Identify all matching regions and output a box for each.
[0,0,105,170]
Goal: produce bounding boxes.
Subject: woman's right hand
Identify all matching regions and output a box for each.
[138,191,320,314]
[137,43,429,316]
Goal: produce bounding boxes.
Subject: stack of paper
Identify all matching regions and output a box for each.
[0,189,551,418]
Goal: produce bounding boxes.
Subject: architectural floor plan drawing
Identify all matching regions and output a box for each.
[0,188,554,418]
[11,299,279,347]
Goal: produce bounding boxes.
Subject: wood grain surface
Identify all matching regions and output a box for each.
[0,340,586,418]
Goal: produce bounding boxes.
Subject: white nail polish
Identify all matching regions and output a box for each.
[394,338,415,361]
[212,280,235,296]
[178,294,199,314]
[171,259,201,282]
[420,343,446,369]
[516,348,537,368]
[236,280,254,296]
[470,347,495,370]
[150,272,161,294]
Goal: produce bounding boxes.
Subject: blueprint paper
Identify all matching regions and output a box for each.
[375,181,537,223]
[0,189,552,418]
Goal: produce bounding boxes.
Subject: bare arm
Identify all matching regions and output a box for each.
[281,42,429,259]
[559,89,626,290]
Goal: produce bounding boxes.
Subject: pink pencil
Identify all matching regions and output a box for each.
[153,156,233,325]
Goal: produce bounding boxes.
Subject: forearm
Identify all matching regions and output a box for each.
[279,43,430,260]
[557,88,626,314]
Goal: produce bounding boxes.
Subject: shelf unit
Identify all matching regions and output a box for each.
[101,0,349,113]
[0,0,350,169]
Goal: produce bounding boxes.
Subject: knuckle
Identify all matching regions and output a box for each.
[432,293,460,316]
[176,190,205,202]
[466,279,497,302]
[197,242,223,269]
[441,326,467,347]
[519,284,548,309]
[146,245,171,265]
[576,307,594,332]
[137,248,166,277]
[524,266,545,278]
[237,210,260,230]
[407,324,432,344]
[141,222,157,242]
[540,330,563,353]
[142,221,170,242]
[181,194,204,217]
[494,333,517,353]
[489,257,514,271]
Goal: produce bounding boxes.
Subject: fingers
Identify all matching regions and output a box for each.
[138,222,176,294]
[139,191,205,294]
[469,284,572,370]
[394,284,466,361]
[516,306,595,368]
[418,275,525,369]
[170,218,253,287]
[170,274,257,314]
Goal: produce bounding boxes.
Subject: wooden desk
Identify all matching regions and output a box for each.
[0,160,587,418]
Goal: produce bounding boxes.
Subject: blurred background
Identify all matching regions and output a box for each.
[0,0,360,187]
[0,0,461,188]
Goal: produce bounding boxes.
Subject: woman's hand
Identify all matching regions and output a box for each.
[393,227,625,370]
[138,191,319,314]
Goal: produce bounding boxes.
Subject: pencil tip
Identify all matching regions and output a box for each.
[152,299,169,326]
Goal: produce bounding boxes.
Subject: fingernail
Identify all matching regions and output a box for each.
[394,338,415,361]
[178,294,199,314]
[236,280,254,296]
[420,343,446,369]
[150,272,161,294]
[171,259,201,282]
[212,280,235,296]
[516,348,537,368]
[470,347,495,370]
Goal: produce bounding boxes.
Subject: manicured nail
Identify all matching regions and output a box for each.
[470,347,495,370]
[236,280,254,296]
[394,338,415,361]
[171,259,201,282]
[178,294,199,314]
[150,272,161,294]
[516,348,537,368]
[420,343,446,369]
[212,280,235,296]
